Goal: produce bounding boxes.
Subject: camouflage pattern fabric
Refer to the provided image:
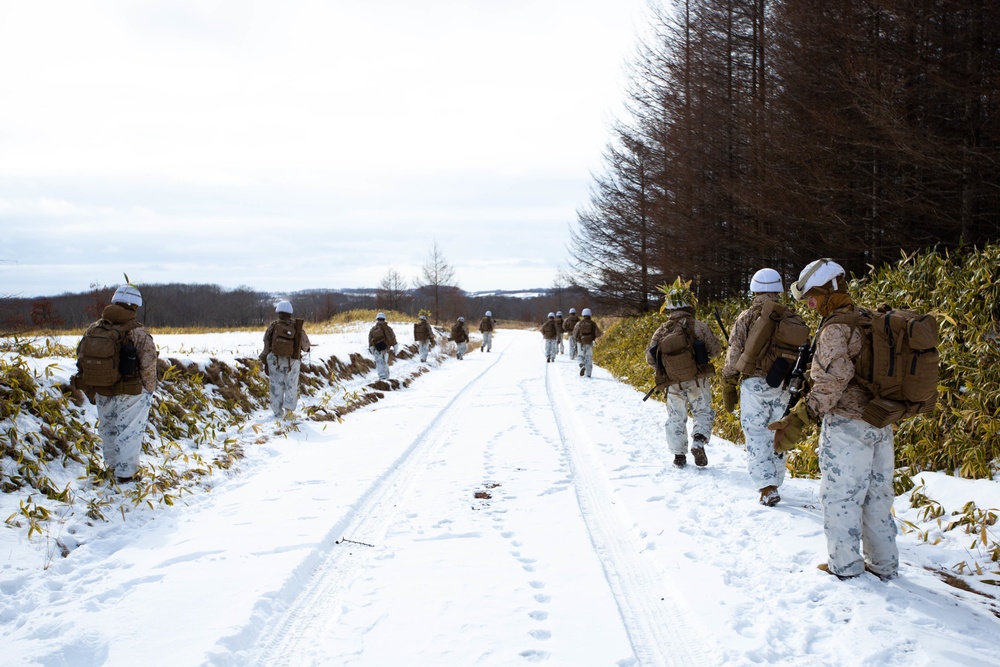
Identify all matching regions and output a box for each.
[544,338,558,362]
[267,353,302,415]
[96,391,153,478]
[663,379,715,455]
[578,343,595,377]
[566,332,578,359]
[481,331,493,352]
[369,347,391,379]
[818,414,898,578]
[418,340,432,362]
[740,377,789,489]
[456,341,468,360]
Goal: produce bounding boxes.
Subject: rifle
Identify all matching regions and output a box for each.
[713,307,729,346]
[642,345,665,402]
[780,342,812,417]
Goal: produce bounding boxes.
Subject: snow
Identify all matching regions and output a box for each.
[3,328,1000,666]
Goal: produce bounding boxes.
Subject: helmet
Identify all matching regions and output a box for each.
[658,277,697,311]
[458,316,465,322]
[377,312,386,320]
[419,314,427,320]
[749,268,782,294]
[569,308,576,314]
[790,259,846,301]
[581,308,592,317]
[275,300,293,314]
[547,312,555,318]
[111,284,142,308]
[485,311,492,317]
[556,311,563,317]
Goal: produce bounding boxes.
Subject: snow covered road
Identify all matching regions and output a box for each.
[4,329,1000,666]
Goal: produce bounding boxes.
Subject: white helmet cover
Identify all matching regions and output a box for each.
[377,312,386,320]
[791,259,846,301]
[569,308,576,314]
[275,300,293,314]
[581,308,592,317]
[485,311,492,317]
[112,284,142,307]
[750,268,783,293]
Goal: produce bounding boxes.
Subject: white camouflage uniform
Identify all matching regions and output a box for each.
[722,294,791,489]
[267,354,301,417]
[807,302,898,578]
[662,379,715,455]
[96,391,154,479]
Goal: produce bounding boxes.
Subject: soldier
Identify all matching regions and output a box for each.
[563,307,581,359]
[450,316,469,359]
[478,310,496,352]
[770,259,898,581]
[572,308,602,377]
[413,314,435,363]
[554,310,566,354]
[261,300,311,419]
[720,269,797,506]
[540,312,559,362]
[74,283,158,483]
[368,312,398,380]
[646,278,722,468]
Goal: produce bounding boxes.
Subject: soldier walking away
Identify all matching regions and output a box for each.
[721,269,801,506]
[770,259,899,581]
[413,314,436,362]
[479,311,496,352]
[261,300,311,419]
[540,312,559,362]
[368,312,398,380]
[73,283,158,484]
[554,311,566,354]
[563,308,581,359]
[572,308,602,377]
[450,316,469,359]
[646,278,722,468]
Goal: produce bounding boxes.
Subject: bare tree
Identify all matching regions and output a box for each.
[416,241,459,324]
[376,267,411,314]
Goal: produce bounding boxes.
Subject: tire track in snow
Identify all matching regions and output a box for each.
[544,365,710,667]
[235,349,509,667]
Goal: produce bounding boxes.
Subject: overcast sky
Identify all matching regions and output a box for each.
[0,0,648,298]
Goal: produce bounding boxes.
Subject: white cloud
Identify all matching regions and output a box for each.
[0,0,649,296]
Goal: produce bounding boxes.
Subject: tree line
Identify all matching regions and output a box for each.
[0,243,590,332]
[571,0,1000,313]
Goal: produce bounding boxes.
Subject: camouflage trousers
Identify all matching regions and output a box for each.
[567,335,578,359]
[558,333,565,354]
[481,332,493,352]
[370,347,391,379]
[456,342,467,359]
[740,377,789,489]
[578,343,595,377]
[544,338,558,362]
[664,378,715,455]
[818,414,898,578]
[418,340,432,362]
[96,391,153,479]
[267,354,301,416]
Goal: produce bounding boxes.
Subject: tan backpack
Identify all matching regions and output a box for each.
[577,319,597,344]
[825,306,940,427]
[271,320,298,358]
[74,319,142,396]
[654,314,713,386]
[735,300,811,381]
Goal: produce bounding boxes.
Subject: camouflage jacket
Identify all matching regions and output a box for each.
[806,305,872,420]
[721,293,781,379]
[645,310,723,367]
[478,317,495,333]
[540,319,559,339]
[368,321,398,348]
[413,320,435,342]
[450,322,469,343]
[563,314,580,333]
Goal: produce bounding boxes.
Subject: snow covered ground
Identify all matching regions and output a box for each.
[2,328,1000,666]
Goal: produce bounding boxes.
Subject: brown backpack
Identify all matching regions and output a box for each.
[75,319,142,396]
[271,320,299,358]
[654,314,712,386]
[577,319,597,344]
[825,306,940,427]
[735,300,811,380]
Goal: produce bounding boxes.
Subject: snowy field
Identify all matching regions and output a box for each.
[2,328,1000,666]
